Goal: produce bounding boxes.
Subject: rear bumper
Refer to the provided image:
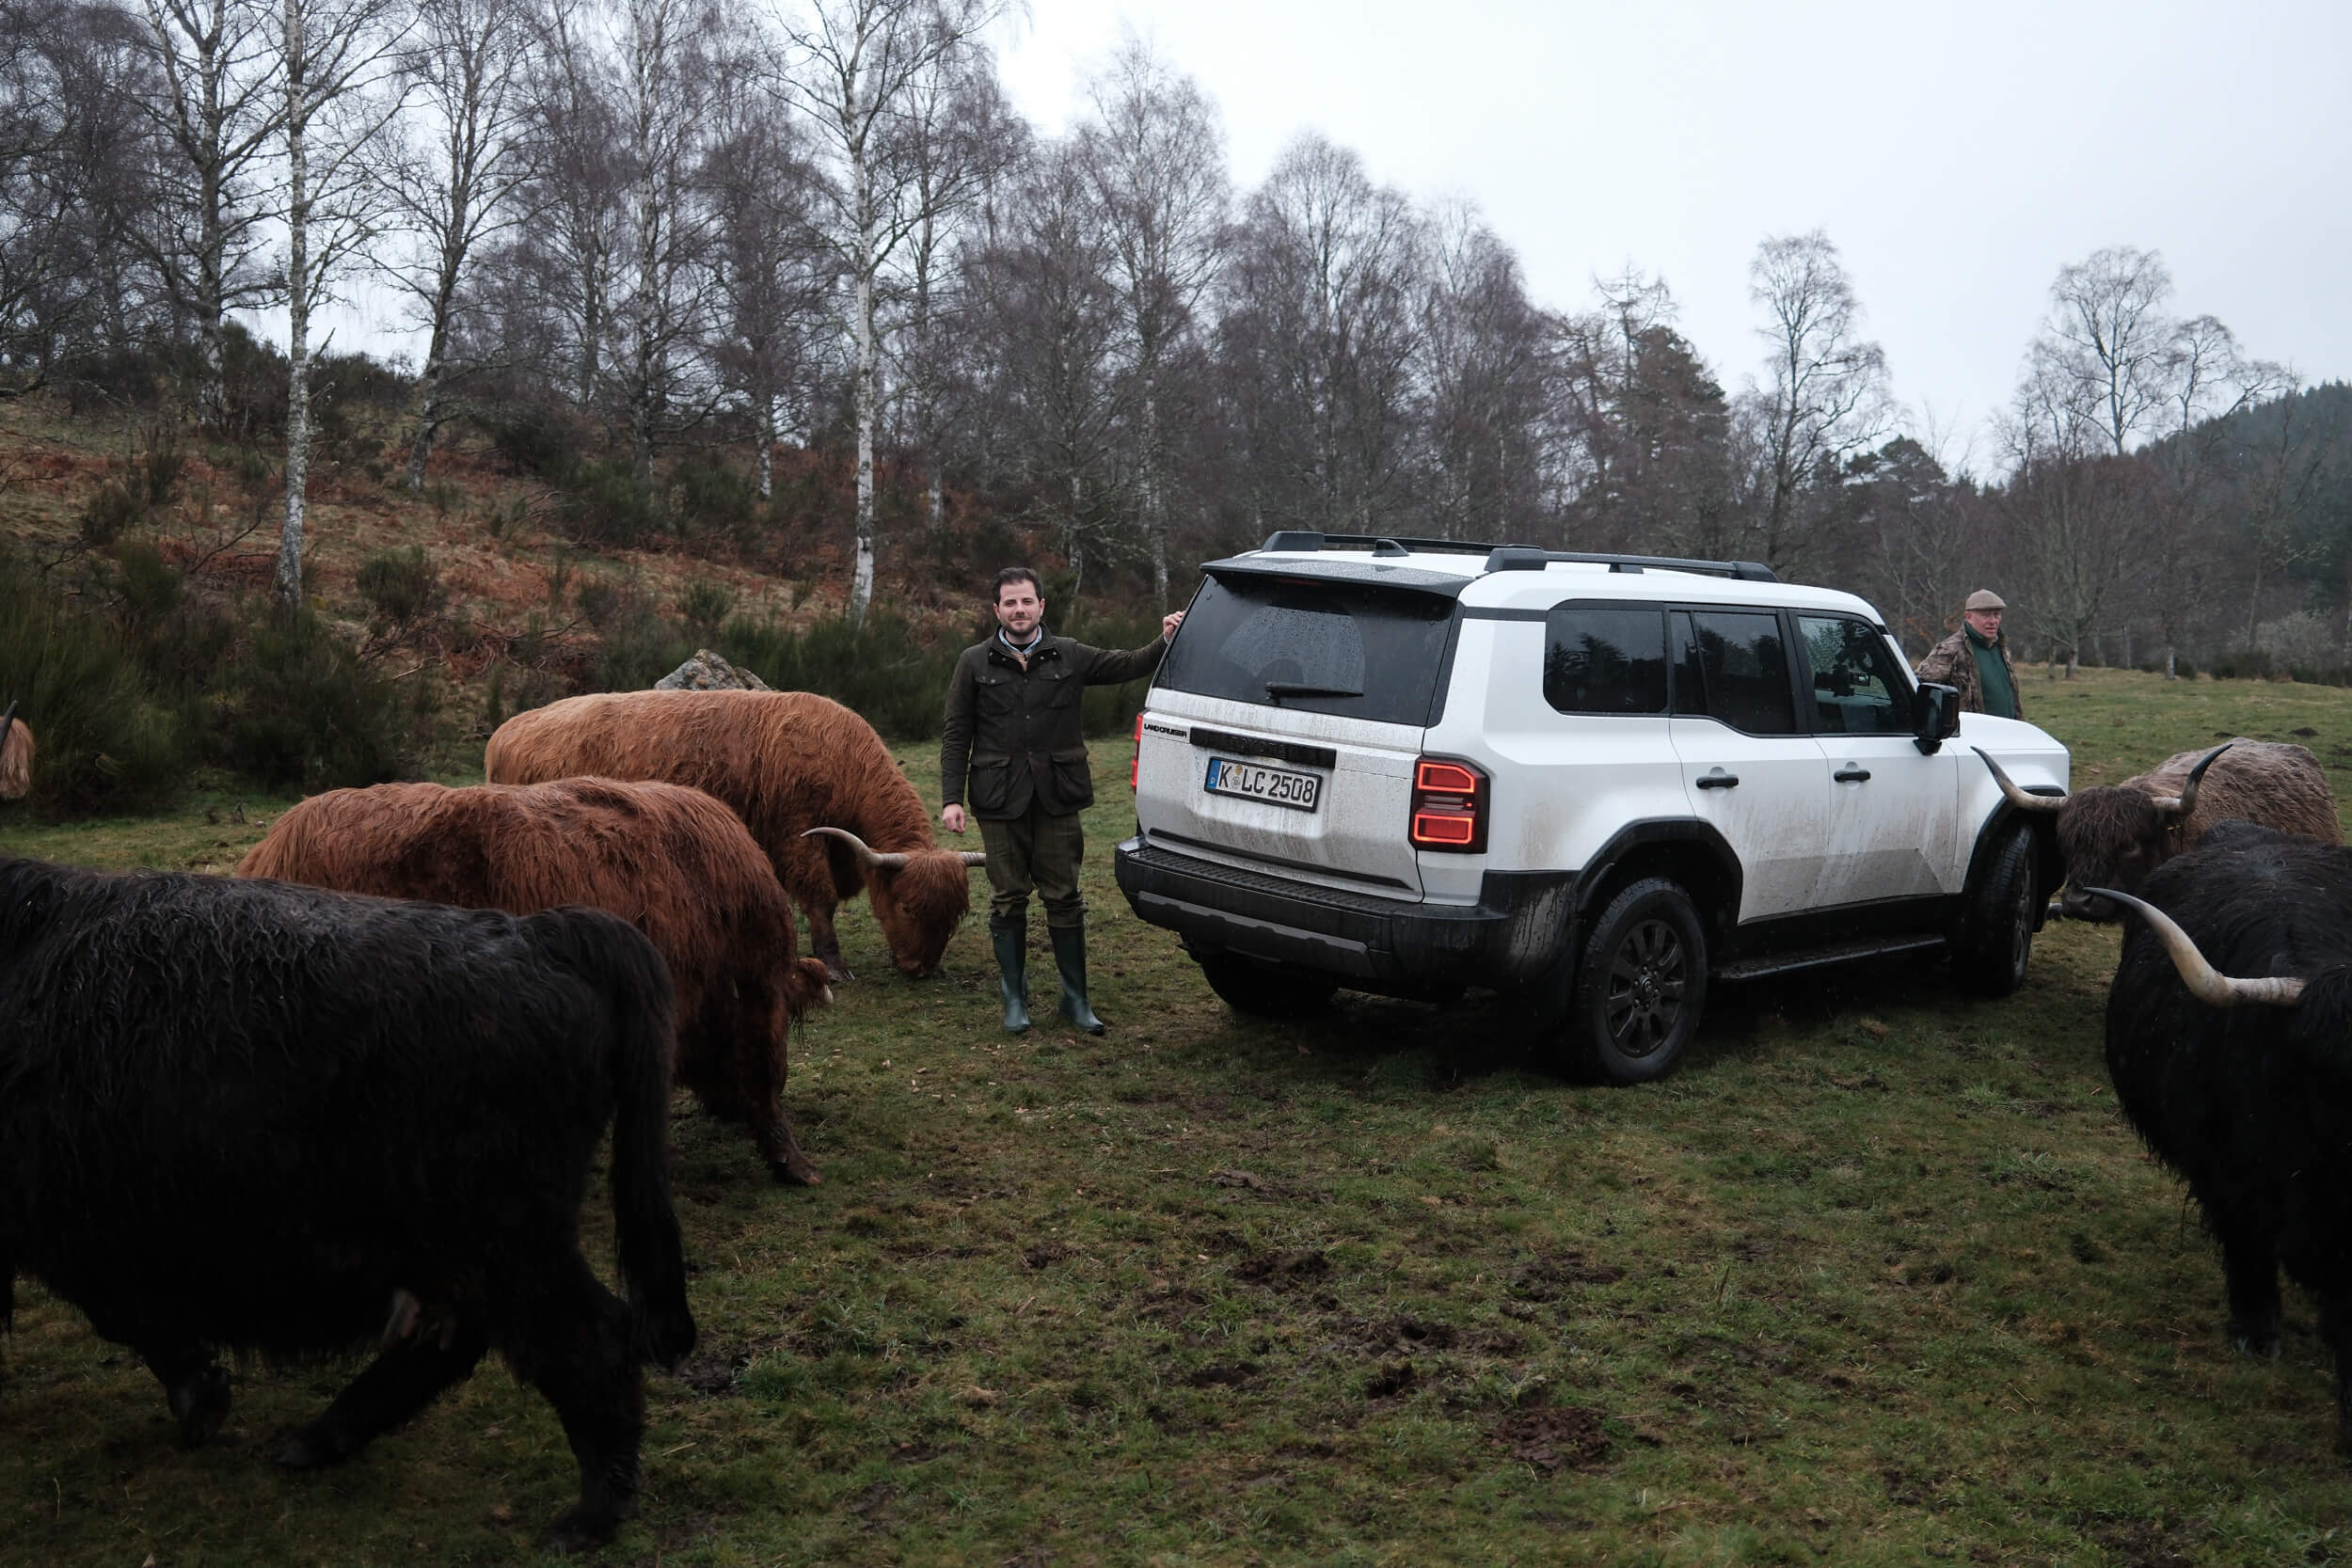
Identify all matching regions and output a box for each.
[1114,837,1575,994]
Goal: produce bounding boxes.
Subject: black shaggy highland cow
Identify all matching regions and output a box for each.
[2097,820,2352,1449]
[0,858,697,1553]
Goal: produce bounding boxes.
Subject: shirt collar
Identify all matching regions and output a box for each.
[998,626,1045,657]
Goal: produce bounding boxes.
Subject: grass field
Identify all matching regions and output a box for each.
[8,667,2352,1566]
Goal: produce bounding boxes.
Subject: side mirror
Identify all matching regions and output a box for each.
[1914,682,1961,754]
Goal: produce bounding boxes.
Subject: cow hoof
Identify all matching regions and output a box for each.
[271,1423,350,1469]
[769,1158,823,1187]
[541,1503,621,1555]
[825,964,854,984]
[168,1364,232,1449]
[2231,1315,2283,1360]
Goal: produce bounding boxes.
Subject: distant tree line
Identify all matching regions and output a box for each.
[1,0,2344,669]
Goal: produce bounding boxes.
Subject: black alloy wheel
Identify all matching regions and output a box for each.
[1568,877,1708,1085]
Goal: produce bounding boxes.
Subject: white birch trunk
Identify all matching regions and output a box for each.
[275,0,310,607]
[757,390,775,500]
[850,236,876,626]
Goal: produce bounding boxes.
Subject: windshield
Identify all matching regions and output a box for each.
[1156,573,1460,726]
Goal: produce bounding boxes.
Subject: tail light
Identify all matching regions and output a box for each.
[1410,757,1488,852]
[1130,712,1144,789]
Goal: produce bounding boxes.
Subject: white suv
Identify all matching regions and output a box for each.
[1113,534,2071,1083]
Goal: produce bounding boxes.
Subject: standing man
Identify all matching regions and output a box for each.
[1915,589,2024,720]
[942,568,1185,1035]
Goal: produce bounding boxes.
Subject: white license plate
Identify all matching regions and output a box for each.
[1204,756,1322,812]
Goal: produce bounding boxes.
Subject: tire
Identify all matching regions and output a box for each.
[1565,878,1708,1085]
[1196,951,1339,1019]
[1953,823,2037,998]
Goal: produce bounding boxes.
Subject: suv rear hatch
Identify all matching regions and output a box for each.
[1135,563,1466,900]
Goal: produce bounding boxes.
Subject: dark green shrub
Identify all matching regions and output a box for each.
[218,606,410,789]
[356,546,443,626]
[591,587,693,690]
[675,454,755,532]
[485,406,578,477]
[0,551,187,815]
[560,459,661,547]
[138,443,184,508]
[677,578,735,641]
[111,540,184,630]
[77,483,142,549]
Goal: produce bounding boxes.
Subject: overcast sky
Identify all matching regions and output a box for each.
[993,0,2351,475]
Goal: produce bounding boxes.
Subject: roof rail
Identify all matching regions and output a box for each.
[1253,531,1778,583]
[1260,531,1495,557]
[1484,546,1777,582]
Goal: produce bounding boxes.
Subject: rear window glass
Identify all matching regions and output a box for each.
[1545,606,1667,714]
[1673,610,1796,735]
[1157,574,1458,726]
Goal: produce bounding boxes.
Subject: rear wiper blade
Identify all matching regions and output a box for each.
[1264,681,1361,701]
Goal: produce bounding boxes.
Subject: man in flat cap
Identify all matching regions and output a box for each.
[1915,590,2023,720]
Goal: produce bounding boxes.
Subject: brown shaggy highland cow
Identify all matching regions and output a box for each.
[1980,736,2344,920]
[484,689,982,981]
[236,777,836,1183]
[0,699,32,800]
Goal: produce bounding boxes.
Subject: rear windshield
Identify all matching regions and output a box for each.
[1157,573,1459,726]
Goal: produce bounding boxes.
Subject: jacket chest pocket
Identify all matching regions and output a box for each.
[976,673,1019,718]
[1038,667,1081,709]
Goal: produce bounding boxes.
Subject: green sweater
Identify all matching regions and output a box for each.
[1969,627,2018,721]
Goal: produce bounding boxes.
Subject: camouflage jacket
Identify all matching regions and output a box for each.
[1915,627,2024,719]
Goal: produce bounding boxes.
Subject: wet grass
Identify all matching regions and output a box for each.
[6,668,2352,1565]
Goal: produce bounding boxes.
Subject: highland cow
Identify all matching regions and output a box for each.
[0,857,695,1553]
[2095,821,2352,1452]
[0,699,31,800]
[237,777,836,1183]
[485,689,984,980]
[1979,736,2342,919]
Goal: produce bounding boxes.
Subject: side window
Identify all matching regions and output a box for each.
[1544,606,1667,714]
[1798,616,1915,736]
[1674,610,1796,736]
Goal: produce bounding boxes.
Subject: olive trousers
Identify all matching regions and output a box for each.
[977,807,1087,929]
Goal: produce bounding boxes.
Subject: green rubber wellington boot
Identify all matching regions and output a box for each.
[991,918,1031,1034]
[1049,924,1105,1035]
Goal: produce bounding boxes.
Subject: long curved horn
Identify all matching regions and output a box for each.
[957,851,987,866]
[2151,740,2233,819]
[2089,886,2306,1007]
[801,825,910,870]
[0,701,18,741]
[1973,747,2065,813]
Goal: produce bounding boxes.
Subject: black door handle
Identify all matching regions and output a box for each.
[1695,769,1739,790]
[1834,767,1871,783]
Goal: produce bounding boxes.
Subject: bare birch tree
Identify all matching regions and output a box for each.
[1744,229,1890,576]
[1076,36,1223,595]
[135,0,281,428]
[381,0,536,488]
[614,0,719,490]
[2143,315,2275,673]
[1216,133,1424,536]
[2039,245,2176,456]
[271,0,408,605]
[768,0,1006,625]
[703,53,832,500]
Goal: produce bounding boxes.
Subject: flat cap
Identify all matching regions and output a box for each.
[1963,589,2007,611]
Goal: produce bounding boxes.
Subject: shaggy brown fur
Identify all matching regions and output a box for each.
[0,711,31,800]
[236,777,835,1183]
[485,689,973,979]
[2055,737,2343,918]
